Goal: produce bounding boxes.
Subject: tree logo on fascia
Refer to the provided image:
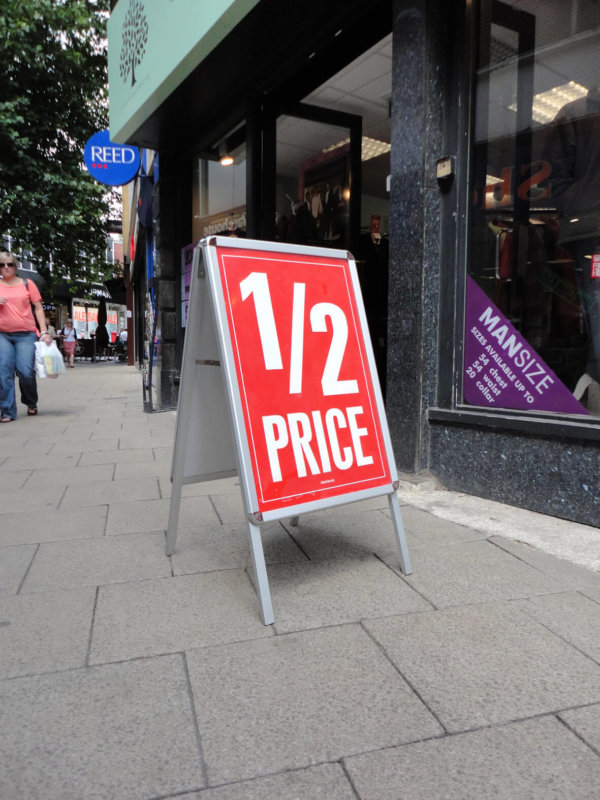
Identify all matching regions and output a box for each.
[119,0,149,87]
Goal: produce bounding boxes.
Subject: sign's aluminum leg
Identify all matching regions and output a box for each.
[166,480,182,556]
[388,492,412,575]
[246,521,275,625]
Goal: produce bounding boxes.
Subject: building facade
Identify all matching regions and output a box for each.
[108,0,600,526]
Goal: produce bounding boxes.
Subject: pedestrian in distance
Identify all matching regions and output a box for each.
[0,252,52,421]
[61,319,78,368]
[45,317,56,340]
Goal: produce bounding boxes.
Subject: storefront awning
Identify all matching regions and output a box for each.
[108,0,392,153]
[104,277,127,305]
[108,0,262,144]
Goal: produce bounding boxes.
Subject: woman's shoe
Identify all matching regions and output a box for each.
[27,407,38,416]
[1,417,12,423]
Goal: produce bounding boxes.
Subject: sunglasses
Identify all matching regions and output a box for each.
[0,262,15,268]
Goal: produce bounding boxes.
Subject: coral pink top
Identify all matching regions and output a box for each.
[0,280,41,333]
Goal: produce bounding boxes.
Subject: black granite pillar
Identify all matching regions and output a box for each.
[387,0,448,472]
[155,151,192,409]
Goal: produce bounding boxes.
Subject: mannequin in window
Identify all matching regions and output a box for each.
[285,193,312,244]
[545,86,600,409]
[357,228,389,393]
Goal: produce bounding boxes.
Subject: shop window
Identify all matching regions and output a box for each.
[192,143,247,241]
[466,0,600,418]
[183,144,247,328]
[275,115,354,249]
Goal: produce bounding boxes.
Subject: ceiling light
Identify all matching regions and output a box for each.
[321,136,391,161]
[218,142,234,166]
[508,80,588,124]
[361,136,392,160]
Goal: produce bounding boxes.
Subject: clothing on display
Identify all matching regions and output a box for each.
[545,88,600,392]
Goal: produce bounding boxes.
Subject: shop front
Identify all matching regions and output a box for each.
[71,298,123,341]
[108,0,600,526]
[427,0,600,525]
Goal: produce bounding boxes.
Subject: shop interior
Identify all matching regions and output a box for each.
[193,33,392,388]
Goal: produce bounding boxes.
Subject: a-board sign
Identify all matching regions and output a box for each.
[167,237,411,624]
[216,241,394,519]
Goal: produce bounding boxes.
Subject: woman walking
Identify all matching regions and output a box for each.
[61,319,78,368]
[0,252,52,422]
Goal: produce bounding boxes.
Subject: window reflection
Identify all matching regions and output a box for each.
[466,0,600,417]
[192,145,247,241]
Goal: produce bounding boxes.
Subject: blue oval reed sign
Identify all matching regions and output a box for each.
[84,129,140,186]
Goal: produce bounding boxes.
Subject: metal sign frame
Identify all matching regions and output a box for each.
[167,237,411,625]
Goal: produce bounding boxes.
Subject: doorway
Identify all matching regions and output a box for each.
[274,103,362,253]
[250,33,393,390]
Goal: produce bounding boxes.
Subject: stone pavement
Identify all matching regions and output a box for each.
[1,362,600,799]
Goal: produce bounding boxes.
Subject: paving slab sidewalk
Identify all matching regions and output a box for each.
[1,363,599,800]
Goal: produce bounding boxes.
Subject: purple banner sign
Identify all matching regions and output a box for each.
[464,276,587,415]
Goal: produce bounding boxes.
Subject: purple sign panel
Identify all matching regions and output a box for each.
[464,276,587,415]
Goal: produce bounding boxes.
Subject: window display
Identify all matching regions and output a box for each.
[275,115,354,251]
[192,146,247,242]
[466,0,600,418]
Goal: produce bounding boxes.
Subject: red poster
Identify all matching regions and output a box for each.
[216,245,391,513]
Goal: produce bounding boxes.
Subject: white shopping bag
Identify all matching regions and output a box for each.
[35,340,66,379]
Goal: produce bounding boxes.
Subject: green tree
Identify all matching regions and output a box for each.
[0,0,112,294]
